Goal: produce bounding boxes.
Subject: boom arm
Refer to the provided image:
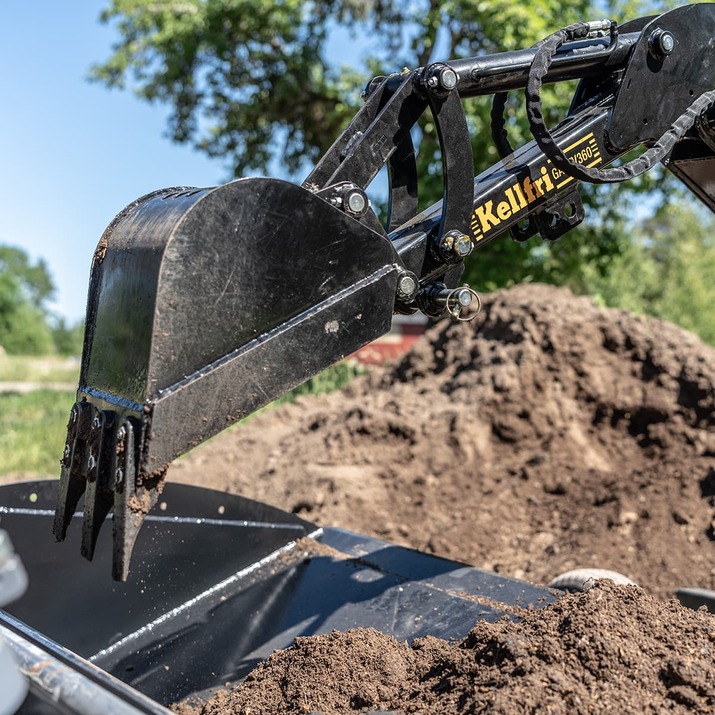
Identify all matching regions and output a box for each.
[53,4,715,579]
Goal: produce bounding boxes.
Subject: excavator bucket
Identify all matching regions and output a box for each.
[53,178,401,580]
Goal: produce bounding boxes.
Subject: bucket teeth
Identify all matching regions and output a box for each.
[53,402,93,542]
[80,410,117,561]
[112,418,164,581]
[112,419,137,581]
[54,402,163,581]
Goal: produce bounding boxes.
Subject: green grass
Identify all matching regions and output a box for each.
[0,354,79,384]
[274,361,365,405]
[0,390,75,476]
[0,361,366,478]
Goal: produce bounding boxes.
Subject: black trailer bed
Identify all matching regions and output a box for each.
[0,481,557,713]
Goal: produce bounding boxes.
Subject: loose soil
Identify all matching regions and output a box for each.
[167,284,715,713]
[171,284,715,598]
[196,582,715,715]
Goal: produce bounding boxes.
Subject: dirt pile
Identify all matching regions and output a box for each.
[170,283,715,597]
[195,582,715,714]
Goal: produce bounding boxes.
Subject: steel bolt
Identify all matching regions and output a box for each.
[396,273,418,301]
[648,28,675,58]
[345,190,367,215]
[424,64,458,94]
[438,67,458,91]
[453,233,473,257]
[437,230,473,263]
[659,32,674,53]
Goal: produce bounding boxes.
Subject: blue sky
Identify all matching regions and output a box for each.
[0,3,225,322]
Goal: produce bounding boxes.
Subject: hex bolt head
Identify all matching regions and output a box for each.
[453,233,473,257]
[660,32,675,53]
[423,63,458,95]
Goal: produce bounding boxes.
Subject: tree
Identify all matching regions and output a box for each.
[580,199,715,345]
[51,317,85,357]
[0,245,87,356]
[0,246,56,355]
[92,0,673,290]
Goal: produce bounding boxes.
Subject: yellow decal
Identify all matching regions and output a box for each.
[471,133,603,241]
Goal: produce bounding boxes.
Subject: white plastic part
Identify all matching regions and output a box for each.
[0,639,27,715]
[0,531,28,714]
[548,568,637,592]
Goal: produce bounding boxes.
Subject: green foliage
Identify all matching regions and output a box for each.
[581,201,715,345]
[0,389,74,476]
[92,0,370,175]
[0,245,84,356]
[277,361,365,405]
[51,318,85,357]
[0,246,56,355]
[92,0,643,178]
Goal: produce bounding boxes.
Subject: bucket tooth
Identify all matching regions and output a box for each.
[111,420,163,581]
[80,411,117,561]
[53,402,92,542]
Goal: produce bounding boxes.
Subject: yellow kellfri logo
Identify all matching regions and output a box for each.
[470,133,602,240]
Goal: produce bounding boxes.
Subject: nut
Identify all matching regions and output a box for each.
[436,230,474,263]
[648,28,675,59]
